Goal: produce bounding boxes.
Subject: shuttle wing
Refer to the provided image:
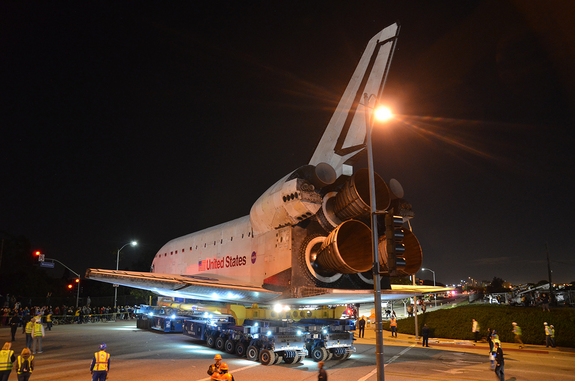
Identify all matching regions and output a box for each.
[309,22,400,177]
[86,268,282,304]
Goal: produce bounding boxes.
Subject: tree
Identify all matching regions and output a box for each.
[486,277,506,293]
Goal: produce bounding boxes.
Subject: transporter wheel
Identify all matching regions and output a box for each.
[246,345,259,361]
[295,355,304,363]
[206,335,217,348]
[215,337,226,351]
[235,342,247,357]
[311,347,328,362]
[332,352,345,360]
[343,352,351,360]
[225,339,236,354]
[259,349,276,366]
[273,354,284,365]
[283,356,297,364]
[326,351,333,361]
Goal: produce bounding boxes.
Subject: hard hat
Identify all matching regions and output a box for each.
[214,354,222,360]
[512,322,517,325]
[544,322,548,325]
[220,363,229,371]
[99,343,107,350]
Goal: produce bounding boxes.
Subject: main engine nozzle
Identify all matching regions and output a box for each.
[315,220,372,274]
[334,168,391,221]
[379,228,422,276]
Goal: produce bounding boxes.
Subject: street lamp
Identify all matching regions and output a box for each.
[363,93,394,381]
[421,267,437,307]
[114,240,137,309]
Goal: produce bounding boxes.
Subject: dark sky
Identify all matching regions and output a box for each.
[2,1,574,286]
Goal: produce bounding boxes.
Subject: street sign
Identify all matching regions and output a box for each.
[40,261,55,268]
[39,254,45,262]
[113,284,119,287]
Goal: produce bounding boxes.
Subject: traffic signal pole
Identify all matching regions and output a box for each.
[38,255,81,308]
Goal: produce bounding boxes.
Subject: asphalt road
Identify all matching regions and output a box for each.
[1,320,573,380]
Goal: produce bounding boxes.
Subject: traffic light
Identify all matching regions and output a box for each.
[384,213,406,275]
[34,251,45,262]
[75,278,80,283]
[67,284,73,289]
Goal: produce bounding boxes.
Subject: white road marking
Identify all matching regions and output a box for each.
[357,344,416,381]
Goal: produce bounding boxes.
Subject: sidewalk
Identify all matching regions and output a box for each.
[354,327,575,356]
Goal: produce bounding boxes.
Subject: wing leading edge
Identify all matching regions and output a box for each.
[85,268,282,304]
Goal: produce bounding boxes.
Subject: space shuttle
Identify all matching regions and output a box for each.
[87,22,426,306]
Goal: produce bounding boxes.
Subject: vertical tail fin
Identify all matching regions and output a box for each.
[309,23,400,177]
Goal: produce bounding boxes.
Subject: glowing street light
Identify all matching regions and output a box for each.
[421,267,437,307]
[114,240,137,309]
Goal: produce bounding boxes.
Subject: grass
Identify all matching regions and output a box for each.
[383,304,575,347]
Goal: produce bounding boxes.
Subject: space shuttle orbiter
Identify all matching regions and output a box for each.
[87,22,427,305]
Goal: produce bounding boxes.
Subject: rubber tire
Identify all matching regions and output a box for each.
[215,337,226,351]
[225,339,236,354]
[326,351,333,361]
[273,355,284,365]
[247,345,259,361]
[283,356,297,364]
[295,355,304,363]
[343,352,351,360]
[311,347,328,362]
[206,335,217,348]
[332,352,345,360]
[259,349,276,366]
[235,342,247,357]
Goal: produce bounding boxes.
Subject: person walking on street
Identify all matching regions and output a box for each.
[90,343,110,381]
[494,341,505,381]
[208,354,222,377]
[544,322,552,347]
[318,361,327,381]
[422,324,429,347]
[0,342,16,381]
[358,316,366,338]
[32,316,44,354]
[25,319,34,350]
[487,328,494,353]
[46,311,52,331]
[472,319,480,342]
[549,325,556,347]
[512,322,523,348]
[16,347,34,381]
[9,313,21,342]
[390,316,398,337]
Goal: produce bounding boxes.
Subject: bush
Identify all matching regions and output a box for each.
[385,304,575,347]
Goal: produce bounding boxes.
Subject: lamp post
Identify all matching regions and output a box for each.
[422,267,437,307]
[363,93,394,381]
[114,241,137,309]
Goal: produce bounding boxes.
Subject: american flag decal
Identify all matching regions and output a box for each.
[198,260,206,271]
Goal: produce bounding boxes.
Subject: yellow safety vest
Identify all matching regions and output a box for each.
[33,322,43,337]
[93,351,110,371]
[0,349,14,371]
[17,355,34,374]
[25,321,34,334]
[47,314,52,322]
[218,372,233,381]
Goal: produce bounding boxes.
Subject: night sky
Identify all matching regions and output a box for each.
[2,1,574,286]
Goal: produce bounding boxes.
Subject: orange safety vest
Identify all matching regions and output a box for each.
[93,351,110,371]
[390,318,397,327]
[217,372,234,381]
[17,355,34,374]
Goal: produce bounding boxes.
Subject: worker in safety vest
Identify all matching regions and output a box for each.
[390,317,398,337]
[90,343,110,381]
[207,353,222,377]
[212,362,234,381]
[25,318,34,349]
[16,347,35,380]
[0,342,16,380]
[32,316,44,354]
